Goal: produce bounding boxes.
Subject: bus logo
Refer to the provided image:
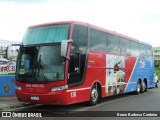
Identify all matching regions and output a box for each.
[139,60,145,68]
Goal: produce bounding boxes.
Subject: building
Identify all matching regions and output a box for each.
[154,47,160,60]
[0,39,19,96]
[0,39,19,58]
[153,47,160,67]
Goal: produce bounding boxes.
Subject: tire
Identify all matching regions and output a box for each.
[89,84,99,106]
[141,81,147,93]
[155,83,158,88]
[135,81,141,95]
[144,81,147,92]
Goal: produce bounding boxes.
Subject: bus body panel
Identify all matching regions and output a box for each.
[16,88,68,105]
[16,81,66,94]
[124,57,154,93]
[88,52,154,97]
[16,50,154,105]
[16,81,92,105]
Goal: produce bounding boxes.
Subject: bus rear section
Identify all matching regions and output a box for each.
[86,50,154,97]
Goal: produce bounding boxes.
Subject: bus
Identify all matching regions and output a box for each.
[10,21,154,105]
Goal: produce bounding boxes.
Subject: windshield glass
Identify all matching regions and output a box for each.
[17,45,65,83]
[22,24,70,45]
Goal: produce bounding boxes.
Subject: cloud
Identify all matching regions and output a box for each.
[0,0,160,46]
[0,0,52,4]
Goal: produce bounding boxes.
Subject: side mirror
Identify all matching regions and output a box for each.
[61,40,73,59]
[6,44,20,60]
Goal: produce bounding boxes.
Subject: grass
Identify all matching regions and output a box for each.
[155,67,160,80]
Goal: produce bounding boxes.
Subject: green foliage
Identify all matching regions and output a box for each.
[155,60,160,67]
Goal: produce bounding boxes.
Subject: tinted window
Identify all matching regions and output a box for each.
[130,41,140,57]
[139,44,147,57]
[72,25,88,53]
[146,46,153,59]
[119,37,131,55]
[90,29,106,52]
[106,33,120,54]
[69,24,88,85]
[23,24,70,45]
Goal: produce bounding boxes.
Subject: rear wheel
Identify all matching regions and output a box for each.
[144,81,147,92]
[89,84,99,106]
[141,81,147,93]
[135,81,141,95]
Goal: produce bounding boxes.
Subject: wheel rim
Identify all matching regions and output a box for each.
[91,88,98,103]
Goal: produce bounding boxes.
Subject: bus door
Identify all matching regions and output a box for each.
[68,46,81,84]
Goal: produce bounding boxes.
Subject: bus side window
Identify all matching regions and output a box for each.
[106,33,120,54]
[130,41,140,57]
[90,29,106,52]
[68,24,87,85]
[139,44,147,58]
[72,25,87,54]
[119,37,131,56]
[146,46,153,59]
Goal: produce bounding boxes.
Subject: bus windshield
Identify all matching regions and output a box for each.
[16,24,70,83]
[22,24,70,45]
[17,44,65,83]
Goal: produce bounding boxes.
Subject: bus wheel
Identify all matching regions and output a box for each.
[144,81,147,92]
[141,81,147,93]
[89,84,99,106]
[135,81,141,95]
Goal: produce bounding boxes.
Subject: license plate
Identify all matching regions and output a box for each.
[31,96,39,100]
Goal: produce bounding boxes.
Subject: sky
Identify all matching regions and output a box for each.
[0,0,160,47]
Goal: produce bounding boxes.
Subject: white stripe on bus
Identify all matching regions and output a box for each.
[67,81,138,93]
[124,58,138,91]
[67,87,91,92]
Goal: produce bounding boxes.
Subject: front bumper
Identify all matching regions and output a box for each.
[16,90,68,105]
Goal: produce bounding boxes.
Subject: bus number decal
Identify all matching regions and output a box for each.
[71,91,76,98]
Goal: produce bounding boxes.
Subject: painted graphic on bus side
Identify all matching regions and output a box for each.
[106,54,125,96]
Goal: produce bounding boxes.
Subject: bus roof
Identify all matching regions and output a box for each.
[28,21,152,47]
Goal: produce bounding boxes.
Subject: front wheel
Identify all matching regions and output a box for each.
[89,84,99,106]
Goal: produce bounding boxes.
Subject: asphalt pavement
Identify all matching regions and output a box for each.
[0,82,159,111]
[0,86,160,119]
[0,96,26,111]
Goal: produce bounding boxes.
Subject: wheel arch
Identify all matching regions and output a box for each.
[91,80,102,98]
[138,78,142,84]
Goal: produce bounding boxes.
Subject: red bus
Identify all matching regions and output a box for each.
[14,21,154,105]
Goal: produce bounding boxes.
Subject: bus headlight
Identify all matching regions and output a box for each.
[51,85,68,92]
[16,85,22,90]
